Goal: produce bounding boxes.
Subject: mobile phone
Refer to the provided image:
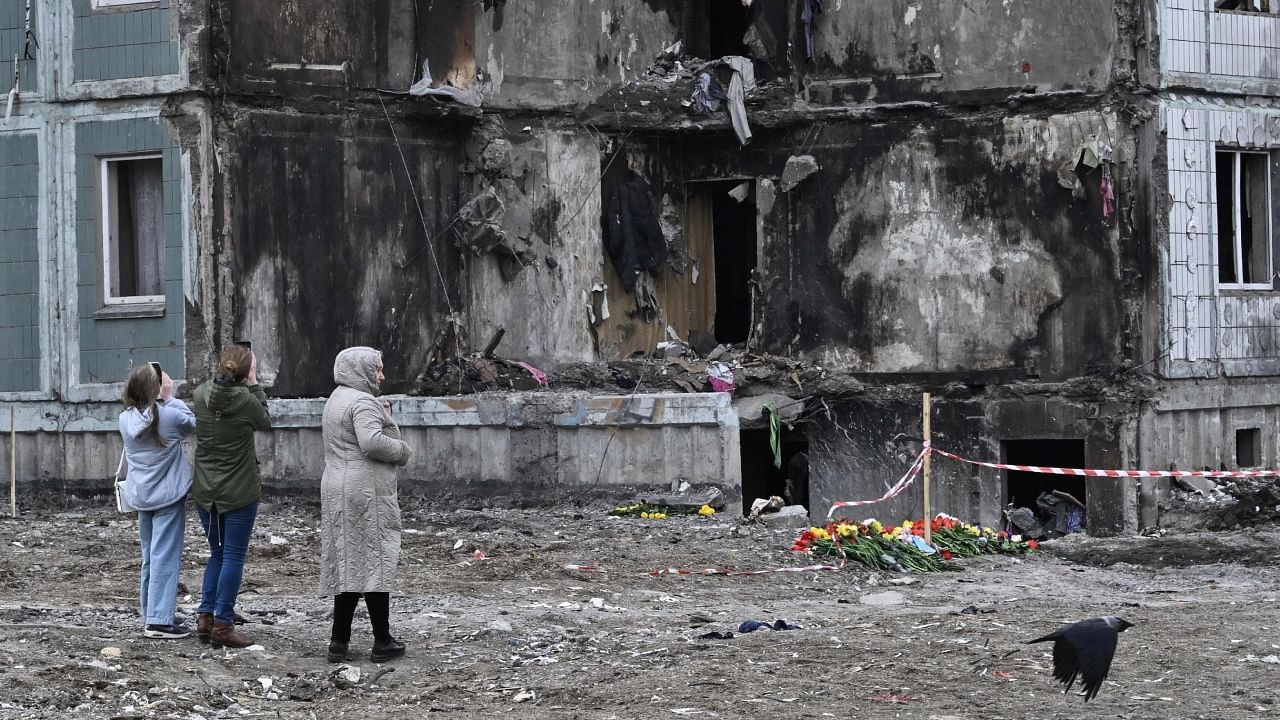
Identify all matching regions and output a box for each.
[235,340,252,350]
[150,361,162,380]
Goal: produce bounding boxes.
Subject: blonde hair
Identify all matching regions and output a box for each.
[218,345,252,381]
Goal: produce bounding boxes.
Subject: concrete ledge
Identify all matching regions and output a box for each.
[4,392,743,507]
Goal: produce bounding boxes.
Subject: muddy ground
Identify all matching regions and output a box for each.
[1,500,1278,720]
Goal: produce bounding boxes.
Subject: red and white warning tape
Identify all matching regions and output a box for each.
[562,563,841,576]
[825,447,928,518]
[646,564,841,577]
[930,445,1280,478]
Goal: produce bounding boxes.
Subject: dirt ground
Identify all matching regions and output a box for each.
[1,500,1278,720]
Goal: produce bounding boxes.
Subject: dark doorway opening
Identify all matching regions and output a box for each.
[1003,439,1087,512]
[711,182,756,344]
[740,427,809,516]
[683,0,788,75]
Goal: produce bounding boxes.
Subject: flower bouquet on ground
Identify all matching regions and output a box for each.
[791,514,1037,573]
[609,502,718,520]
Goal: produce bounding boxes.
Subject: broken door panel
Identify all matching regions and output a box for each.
[597,188,717,359]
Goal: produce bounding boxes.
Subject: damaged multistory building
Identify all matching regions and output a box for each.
[1,1,1278,536]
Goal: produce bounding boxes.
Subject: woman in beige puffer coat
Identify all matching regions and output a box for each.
[318,346,412,664]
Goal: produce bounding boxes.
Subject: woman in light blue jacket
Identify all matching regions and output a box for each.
[119,363,197,639]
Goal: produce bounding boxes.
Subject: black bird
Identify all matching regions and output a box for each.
[1028,616,1133,701]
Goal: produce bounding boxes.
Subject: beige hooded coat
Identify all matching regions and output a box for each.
[318,347,412,595]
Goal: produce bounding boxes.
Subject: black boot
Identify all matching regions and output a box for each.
[370,637,405,663]
[327,640,349,663]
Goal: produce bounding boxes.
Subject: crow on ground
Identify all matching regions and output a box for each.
[1027,616,1133,701]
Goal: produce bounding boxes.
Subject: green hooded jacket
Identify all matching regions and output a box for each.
[192,379,272,513]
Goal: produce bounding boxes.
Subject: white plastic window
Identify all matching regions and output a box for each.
[1215,149,1273,290]
[100,155,165,305]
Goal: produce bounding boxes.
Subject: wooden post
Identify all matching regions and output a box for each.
[922,392,932,545]
[9,405,15,517]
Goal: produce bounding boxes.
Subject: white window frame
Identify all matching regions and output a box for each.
[1215,148,1273,291]
[100,154,166,306]
[92,0,158,9]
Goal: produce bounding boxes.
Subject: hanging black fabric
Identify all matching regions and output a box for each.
[605,173,668,293]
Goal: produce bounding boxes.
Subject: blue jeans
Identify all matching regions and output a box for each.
[196,502,258,625]
[138,498,187,626]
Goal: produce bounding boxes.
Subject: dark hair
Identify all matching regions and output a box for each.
[123,364,164,447]
[216,345,252,384]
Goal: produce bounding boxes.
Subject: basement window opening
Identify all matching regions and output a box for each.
[100,155,165,305]
[739,427,808,516]
[1236,428,1261,468]
[1003,439,1086,538]
[1215,149,1272,289]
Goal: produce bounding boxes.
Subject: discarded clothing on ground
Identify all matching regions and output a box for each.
[605,172,668,293]
[738,619,801,633]
[409,59,482,107]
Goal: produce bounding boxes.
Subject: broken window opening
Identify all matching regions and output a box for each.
[684,0,788,74]
[1003,439,1087,538]
[1214,0,1277,14]
[739,427,809,516]
[100,155,165,304]
[707,181,756,345]
[1215,149,1272,289]
[1236,428,1262,468]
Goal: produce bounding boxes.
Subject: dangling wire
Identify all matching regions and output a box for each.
[23,0,39,61]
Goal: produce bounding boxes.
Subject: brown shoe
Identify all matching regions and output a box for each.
[196,613,214,644]
[210,622,253,649]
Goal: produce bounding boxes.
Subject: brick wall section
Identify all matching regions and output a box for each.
[72,0,177,82]
[74,117,183,384]
[0,133,41,392]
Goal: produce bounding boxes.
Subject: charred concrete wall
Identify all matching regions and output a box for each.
[631,109,1143,382]
[801,0,1127,105]
[810,392,1136,535]
[222,110,468,397]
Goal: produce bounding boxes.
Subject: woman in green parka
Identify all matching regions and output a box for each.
[191,344,271,649]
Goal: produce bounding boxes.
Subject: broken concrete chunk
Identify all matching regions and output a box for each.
[757,504,810,529]
[479,138,512,174]
[734,393,802,425]
[635,487,725,511]
[779,155,819,192]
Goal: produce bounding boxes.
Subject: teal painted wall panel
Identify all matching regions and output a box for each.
[0,132,41,392]
[74,117,184,384]
[0,0,38,94]
[72,0,177,82]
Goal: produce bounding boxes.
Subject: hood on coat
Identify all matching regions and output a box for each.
[120,406,157,440]
[334,346,382,396]
[201,381,257,415]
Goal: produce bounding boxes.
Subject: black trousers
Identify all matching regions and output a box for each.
[330,591,391,643]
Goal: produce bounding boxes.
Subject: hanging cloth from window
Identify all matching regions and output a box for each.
[801,0,824,63]
[605,172,668,293]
